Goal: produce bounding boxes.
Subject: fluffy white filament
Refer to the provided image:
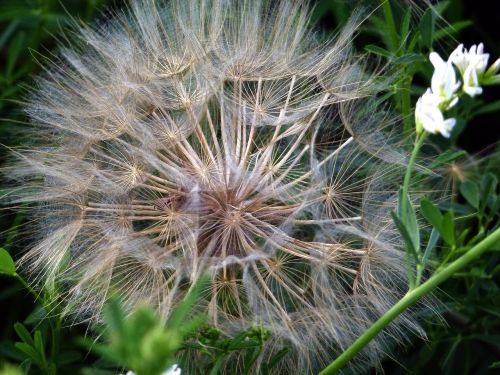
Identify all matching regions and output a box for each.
[5,0,423,373]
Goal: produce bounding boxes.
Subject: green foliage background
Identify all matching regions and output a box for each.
[0,0,499,374]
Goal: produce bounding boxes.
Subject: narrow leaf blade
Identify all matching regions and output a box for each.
[460,181,480,209]
[421,198,443,230]
[0,248,16,275]
[422,227,440,266]
[391,211,419,263]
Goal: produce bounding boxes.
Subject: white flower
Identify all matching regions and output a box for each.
[449,43,495,96]
[429,51,460,107]
[164,364,181,375]
[418,88,442,107]
[416,43,500,137]
[415,90,456,138]
[450,43,489,75]
[125,364,181,375]
[462,64,483,97]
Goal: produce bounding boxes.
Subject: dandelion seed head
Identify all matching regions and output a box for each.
[5,0,426,372]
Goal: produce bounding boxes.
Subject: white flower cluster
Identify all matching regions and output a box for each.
[126,364,181,375]
[416,43,500,138]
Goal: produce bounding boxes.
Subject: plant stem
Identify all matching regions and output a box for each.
[318,226,500,375]
[399,132,427,288]
[380,0,399,52]
[415,263,423,286]
[50,317,62,365]
[15,273,42,301]
[401,132,427,225]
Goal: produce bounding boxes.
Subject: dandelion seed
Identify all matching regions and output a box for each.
[5,0,423,372]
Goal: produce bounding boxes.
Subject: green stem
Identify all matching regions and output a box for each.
[318,226,500,375]
[15,273,42,301]
[401,132,427,225]
[415,263,423,286]
[439,244,457,270]
[380,0,399,52]
[399,132,427,288]
[50,317,61,365]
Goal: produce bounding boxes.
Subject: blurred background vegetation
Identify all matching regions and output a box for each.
[0,0,499,374]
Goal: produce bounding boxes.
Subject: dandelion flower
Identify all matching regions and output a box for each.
[6,0,424,372]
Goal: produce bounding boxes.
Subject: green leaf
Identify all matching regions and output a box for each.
[167,274,209,328]
[405,195,420,254]
[14,343,42,366]
[243,347,260,373]
[265,347,289,371]
[310,0,349,26]
[24,306,48,325]
[6,31,25,79]
[0,20,18,49]
[368,91,396,109]
[0,248,16,275]
[327,0,349,26]
[457,228,471,245]
[422,227,439,267]
[0,341,27,362]
[81,369,117,375]
[103,298,126,337]
[491,195,500,216]
[228,331,253,350]
[490,361,500,369]
[33,331,46,364]
[429,150,467,169]
[480,173,498,212]
[437,201,476,215]
[421,199,455,246]
[483,75,500,85]
[419,8,435,49]
[14,323,33,347]
[391,211,419,263]
[421,198,443,230]
[434,20,473,41]
[460,181,480,209]
[400,8,412,40]
[364,44,392,58]
[442,337,461,368]
[209,358,224,375]
[441,211,455,246]
[20,358,32,374]
[392,53,427,66]
[432,1,450,15]
[396,190,420,254]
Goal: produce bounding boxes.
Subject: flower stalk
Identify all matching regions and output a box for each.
[401,132,427,231]
[319,226,500,375]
